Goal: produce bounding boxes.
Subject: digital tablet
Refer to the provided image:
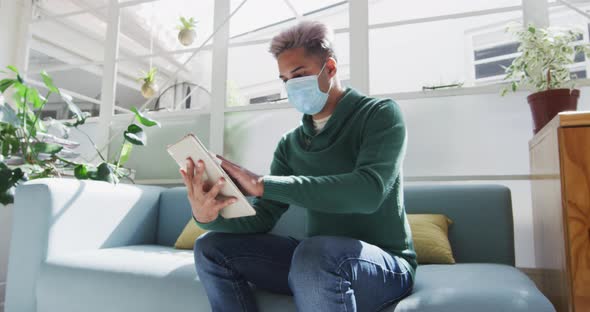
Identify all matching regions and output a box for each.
[166,133,256,219]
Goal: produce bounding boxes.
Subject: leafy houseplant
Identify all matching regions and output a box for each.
[177,16,198,46]
[0,66,161,205]
[502,23,590,134]
[139,67,159,99]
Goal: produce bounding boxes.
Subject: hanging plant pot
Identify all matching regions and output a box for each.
[138,67,158,99]
[176,16,198,47]
[178,29,196,46]
[527,88,579,134]
[141,81,159,99]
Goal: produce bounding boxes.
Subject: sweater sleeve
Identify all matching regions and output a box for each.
[193,139,291,233]
[261,100,406,214]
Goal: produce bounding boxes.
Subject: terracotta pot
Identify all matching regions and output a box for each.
[527,88,579,134]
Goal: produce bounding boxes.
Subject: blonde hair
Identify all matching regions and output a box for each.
[269,21,337,61]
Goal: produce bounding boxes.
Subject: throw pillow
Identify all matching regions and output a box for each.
[408,214,455,264]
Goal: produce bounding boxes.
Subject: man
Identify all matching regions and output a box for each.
[180,21,417,312]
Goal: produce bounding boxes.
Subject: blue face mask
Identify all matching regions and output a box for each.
[285,63,332,115]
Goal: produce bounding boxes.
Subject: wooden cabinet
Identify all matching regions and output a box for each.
[530,112,590,312]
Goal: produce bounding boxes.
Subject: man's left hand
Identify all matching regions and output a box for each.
[216,155,264,197]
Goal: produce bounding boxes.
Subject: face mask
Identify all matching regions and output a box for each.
[285,63,332,115]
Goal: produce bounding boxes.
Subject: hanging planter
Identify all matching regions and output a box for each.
[138,67,159,99]
[177,17,198,46]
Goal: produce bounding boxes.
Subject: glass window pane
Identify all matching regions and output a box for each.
[30,13,107,64]
[35,0,107,16]
[289,0,347,15]
[549,2,590,29]
[369,0,521,25]
[25,67,103,119]
[369,10,522,94]
[229,0,348,43]
[119,0,215,55]
[116,1,215,113]
[229,0,295,40]
[115,50,213,113]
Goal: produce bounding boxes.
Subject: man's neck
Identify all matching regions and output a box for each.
[312,85,346,120]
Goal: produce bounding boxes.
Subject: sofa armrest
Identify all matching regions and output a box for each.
[5,178,165,312]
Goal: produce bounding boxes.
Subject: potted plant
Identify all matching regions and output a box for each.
[177,16,198,46]
[502,23,590,134]
[0,66,161,205]
[138,67,159,99]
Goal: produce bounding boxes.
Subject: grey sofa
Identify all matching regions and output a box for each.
[5,179,554,311]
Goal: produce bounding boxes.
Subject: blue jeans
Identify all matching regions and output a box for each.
[193,232,414,312]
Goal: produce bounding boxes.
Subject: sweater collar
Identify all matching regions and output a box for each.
[301,87,362,137]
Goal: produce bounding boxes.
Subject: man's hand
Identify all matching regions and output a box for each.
[180,157,237,223]
[216,155,265,197]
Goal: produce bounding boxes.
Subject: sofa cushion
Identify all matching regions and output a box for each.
[36,246,553,312]
[36,245,208,312]
[36,245,297,312]
[392,264,554,312]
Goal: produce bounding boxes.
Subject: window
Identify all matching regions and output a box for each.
[115,0,215,113]
[469,3,590,86]
[369,7,522,94]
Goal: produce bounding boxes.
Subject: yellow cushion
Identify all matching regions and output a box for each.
[408,214,455,264]
[174,219,208,249]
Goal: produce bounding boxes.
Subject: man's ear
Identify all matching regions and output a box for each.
[326,57,338,78]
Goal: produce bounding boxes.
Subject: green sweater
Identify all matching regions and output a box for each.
[195,88,417,279]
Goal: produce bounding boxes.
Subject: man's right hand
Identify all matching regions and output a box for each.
[180,157,237,224]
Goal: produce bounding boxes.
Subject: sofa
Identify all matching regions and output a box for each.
[5,178,554,312]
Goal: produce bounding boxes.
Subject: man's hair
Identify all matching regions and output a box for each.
[269,21,337,62]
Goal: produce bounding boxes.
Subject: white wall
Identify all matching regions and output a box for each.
[0,0,25,309]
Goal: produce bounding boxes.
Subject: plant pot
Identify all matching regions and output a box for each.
[141,82,159,99]
[178,29,196,46]
[527,88,579,134]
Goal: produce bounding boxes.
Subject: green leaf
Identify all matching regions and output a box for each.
[124,124,146,145]
[0,192,14,205]
[511,81,518,92]
[41,71,59,94]
[5,66,23,84]
[528,26,536,34]
[131,106,160,127]
[74,164,89,179]
[6,66,18,74]
[28,87,44,109]
[12,83,27,110]
[32,142,63,155]
[0,78,15,93]
[0,166,23,203]
[90,162,117,184]
[118,141,133,166]
[9,168,23,186]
